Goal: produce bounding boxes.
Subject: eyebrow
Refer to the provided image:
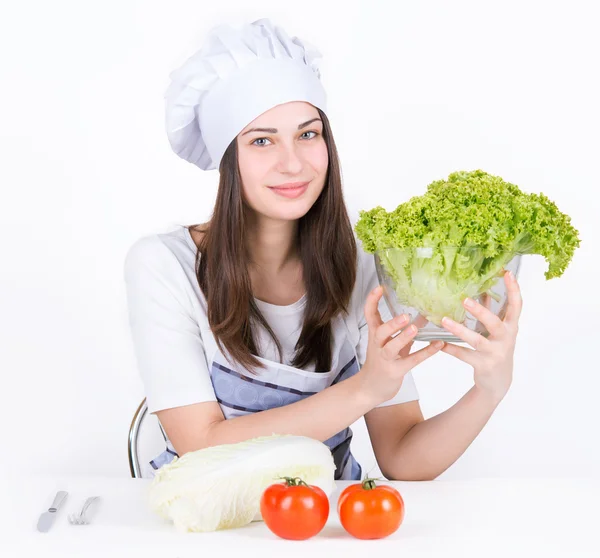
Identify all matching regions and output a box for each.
[241,118,322,135]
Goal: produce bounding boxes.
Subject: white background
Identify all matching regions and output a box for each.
[1,0,598,480]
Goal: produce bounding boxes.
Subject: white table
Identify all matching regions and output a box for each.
[3,474,599,557]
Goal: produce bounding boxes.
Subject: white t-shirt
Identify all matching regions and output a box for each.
[123,224,419,480]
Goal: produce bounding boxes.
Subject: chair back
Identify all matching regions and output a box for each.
[128,398,169,478]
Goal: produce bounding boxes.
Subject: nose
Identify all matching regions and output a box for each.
[276,142,303,174]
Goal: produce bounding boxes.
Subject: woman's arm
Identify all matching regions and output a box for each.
[382,271,522,480]
[363,271,523,481]
[159,372,375,456]
[380,385,502,481]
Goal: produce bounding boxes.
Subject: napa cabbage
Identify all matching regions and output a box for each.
[147,434,337,533]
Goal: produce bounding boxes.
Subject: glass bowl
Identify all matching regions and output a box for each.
[374,246,522,343]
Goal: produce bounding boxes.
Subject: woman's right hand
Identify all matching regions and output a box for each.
[358,285,444,405]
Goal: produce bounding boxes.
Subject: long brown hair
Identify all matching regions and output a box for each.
[192,108,357,374]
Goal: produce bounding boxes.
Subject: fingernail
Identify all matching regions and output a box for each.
[508,270,514,280]
[432,341,444,349]
[408,325,417,335]
[463,297,474,308]
[442,317,453,327]
[395,314,408,323]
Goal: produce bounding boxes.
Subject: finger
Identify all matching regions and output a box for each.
[503,270,523,325]
[382,324,419,360]
[398,339,415,359]
[384,313,427,349]
[364,285,385,331]
[441,316,489,350]
[413,313,429,328]
[404,341,445,367]
[473,293,491,335]
[440,342,479,367]
[462,296,505,338]
[374,313,411,347]
[481,292,492,312]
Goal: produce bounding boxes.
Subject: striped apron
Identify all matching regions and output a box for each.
[147,312,364,481]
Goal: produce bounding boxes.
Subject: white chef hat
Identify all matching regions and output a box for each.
[164,18,328,171]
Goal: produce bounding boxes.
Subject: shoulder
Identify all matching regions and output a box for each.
[352,247,377,303]
[124,234,174,276]
[342,247,371,327]
[349,246,392,324]
[357,246,375,280]
[123,225,198,288]
[124,233,164,266]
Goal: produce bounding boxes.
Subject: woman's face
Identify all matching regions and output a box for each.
[236,101,329,221]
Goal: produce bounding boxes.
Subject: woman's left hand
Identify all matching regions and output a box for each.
[440,270,523,404]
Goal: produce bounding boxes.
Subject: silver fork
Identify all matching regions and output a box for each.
[67,497,100,525]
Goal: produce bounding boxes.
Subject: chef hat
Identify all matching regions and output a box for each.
[164,18,328,171]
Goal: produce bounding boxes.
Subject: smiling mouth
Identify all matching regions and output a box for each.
[268,182,310,198]
[268,181,310,190]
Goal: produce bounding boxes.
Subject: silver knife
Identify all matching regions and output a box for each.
[37,491,68,532]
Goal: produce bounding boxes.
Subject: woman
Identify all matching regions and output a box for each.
[124,19,522,481]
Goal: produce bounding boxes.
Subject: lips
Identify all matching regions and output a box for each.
[269,181,310,199]
[269,181,310,190]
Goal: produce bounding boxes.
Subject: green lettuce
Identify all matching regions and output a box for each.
[355,170,581,325]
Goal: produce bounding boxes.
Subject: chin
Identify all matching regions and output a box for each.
[250,188,323,220]
[271,204,313,221]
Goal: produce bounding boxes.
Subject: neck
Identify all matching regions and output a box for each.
[245,211,300,276]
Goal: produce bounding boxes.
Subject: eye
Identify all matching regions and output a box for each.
[251,137,272,147]
[251,131,319,147]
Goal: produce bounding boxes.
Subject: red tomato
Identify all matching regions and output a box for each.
[260,476,330,540]
[337,478,405,539]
